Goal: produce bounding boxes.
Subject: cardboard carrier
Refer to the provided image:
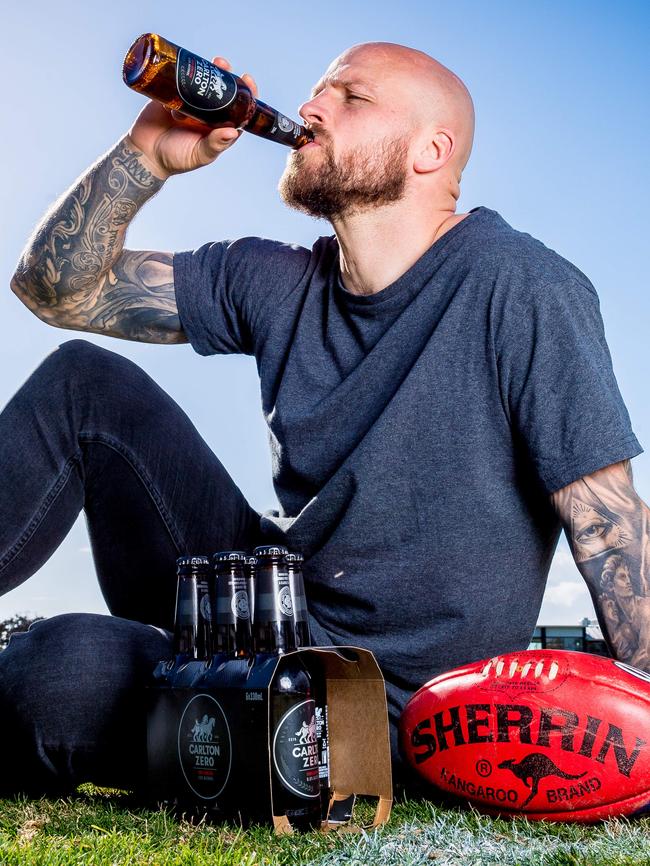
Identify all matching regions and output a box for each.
[146,645,393,832]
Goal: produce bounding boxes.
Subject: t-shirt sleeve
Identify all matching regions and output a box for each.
[173,236,312,356]
[493,276,642,493]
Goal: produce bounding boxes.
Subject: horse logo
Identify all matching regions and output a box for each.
[295,714,317,744]
[191,714,216,742]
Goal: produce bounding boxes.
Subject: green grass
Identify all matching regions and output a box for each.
[0,787,649,866]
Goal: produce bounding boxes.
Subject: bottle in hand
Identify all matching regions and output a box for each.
[123,34,312,148]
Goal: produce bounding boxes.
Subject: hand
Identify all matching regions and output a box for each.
[126,57,259,180]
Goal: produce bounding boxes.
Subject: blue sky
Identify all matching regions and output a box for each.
[1,0,648,625]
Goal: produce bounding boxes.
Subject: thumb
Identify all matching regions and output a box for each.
[197,126,241,162]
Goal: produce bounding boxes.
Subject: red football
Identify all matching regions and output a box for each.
[400,650,650,822]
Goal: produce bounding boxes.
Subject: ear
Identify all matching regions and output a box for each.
[413,130,454,174]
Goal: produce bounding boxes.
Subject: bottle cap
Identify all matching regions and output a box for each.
[176,555,210,570]
[285,552,304,564]
[253,544,288,559]
[213,550,247,564]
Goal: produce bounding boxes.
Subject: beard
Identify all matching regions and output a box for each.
[278,134,410,219]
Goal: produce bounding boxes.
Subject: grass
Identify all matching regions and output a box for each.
[0,787,649,866]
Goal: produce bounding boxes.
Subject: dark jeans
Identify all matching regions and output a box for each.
[0,340,262,794]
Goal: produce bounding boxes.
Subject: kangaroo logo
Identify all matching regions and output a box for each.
[498,754,587,808]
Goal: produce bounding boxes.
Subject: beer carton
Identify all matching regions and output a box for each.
[146,646,392,832]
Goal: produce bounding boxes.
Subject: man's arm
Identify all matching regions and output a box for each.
[10,136,185,344]
[551,460,650,671]
[10,60,255,344]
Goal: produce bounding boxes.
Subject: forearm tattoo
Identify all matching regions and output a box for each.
[11,138,185,343]
[551,460,650,671]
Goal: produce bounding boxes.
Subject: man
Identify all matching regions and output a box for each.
[2,42,647,796]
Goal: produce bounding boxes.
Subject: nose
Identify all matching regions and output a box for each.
[299,93,327,127]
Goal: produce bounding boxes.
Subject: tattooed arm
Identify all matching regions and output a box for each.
[551,460,650,671]
[10,71,254,343]
[10,136,187,343]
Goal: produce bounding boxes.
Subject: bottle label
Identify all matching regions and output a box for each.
[315,704,330,782]
[176,49,237,112]
[198,580,212,621]
[278,583,294,618]
[231,589,250,620]
[177,694,232,800]
[272,699,320,799]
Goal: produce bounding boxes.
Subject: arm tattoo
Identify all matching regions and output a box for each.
[551,460,650,671]
[11,138,186,343]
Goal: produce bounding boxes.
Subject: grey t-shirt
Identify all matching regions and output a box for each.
[174,206,642,755]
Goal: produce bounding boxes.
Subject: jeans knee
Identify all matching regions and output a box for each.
[48,339,122,377]
[31,340,149,404]
[2,612,170,695]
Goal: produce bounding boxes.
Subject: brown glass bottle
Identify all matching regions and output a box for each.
[123,34,312,148]
[285,551,330,818]
[213,551,252,659]
[253,545,321,831]
[169,555,213,688]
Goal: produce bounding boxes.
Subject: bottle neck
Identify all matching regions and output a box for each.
[288,563,311,647]
[246,99,313,149]
[214,564,252,657]
[253,560,297,654]
[172,573,211,660]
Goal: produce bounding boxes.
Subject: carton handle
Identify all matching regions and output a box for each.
[272,814,293,834]
[371,796,392,827]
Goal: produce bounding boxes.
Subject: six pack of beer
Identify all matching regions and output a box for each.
[146,547,393,832]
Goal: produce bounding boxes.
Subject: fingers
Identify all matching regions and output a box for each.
[211,56,259,98]
[197,126,241,162]
[241,73,259,98]
[212,56,231,71]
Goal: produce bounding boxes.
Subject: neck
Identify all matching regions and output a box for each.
[332,196,469,297]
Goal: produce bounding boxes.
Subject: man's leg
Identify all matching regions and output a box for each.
[0,613,170,795]
[0,339,262,792]
[0,339,261,628]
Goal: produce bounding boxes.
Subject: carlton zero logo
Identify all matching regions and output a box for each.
[176,49,237,112]
[178,694,232,800]
[273,700,321,799]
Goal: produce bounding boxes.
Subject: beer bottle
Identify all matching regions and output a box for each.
[244,554,257,625]
[253,545,321,830]
[170,554,213,687]
[123,34,312,149]
[213,551,252,659]
[286,551,330,818]
[285,552,310,648]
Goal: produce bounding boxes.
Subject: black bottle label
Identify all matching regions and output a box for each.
[272,699,320,799]
[176,49,237,112]
[275,112,301,137]
[198,579,212,622]
[177,694,232,800]
[316,703,329,782]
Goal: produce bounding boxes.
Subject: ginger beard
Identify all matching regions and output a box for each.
[279,134,411,219]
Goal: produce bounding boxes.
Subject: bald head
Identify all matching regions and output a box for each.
[330,42,475,175]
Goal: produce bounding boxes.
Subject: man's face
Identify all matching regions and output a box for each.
[279,48,418,219]
[612,561,635,601]
[603,555,635,601]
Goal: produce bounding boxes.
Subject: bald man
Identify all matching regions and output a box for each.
[4,42,645,799]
